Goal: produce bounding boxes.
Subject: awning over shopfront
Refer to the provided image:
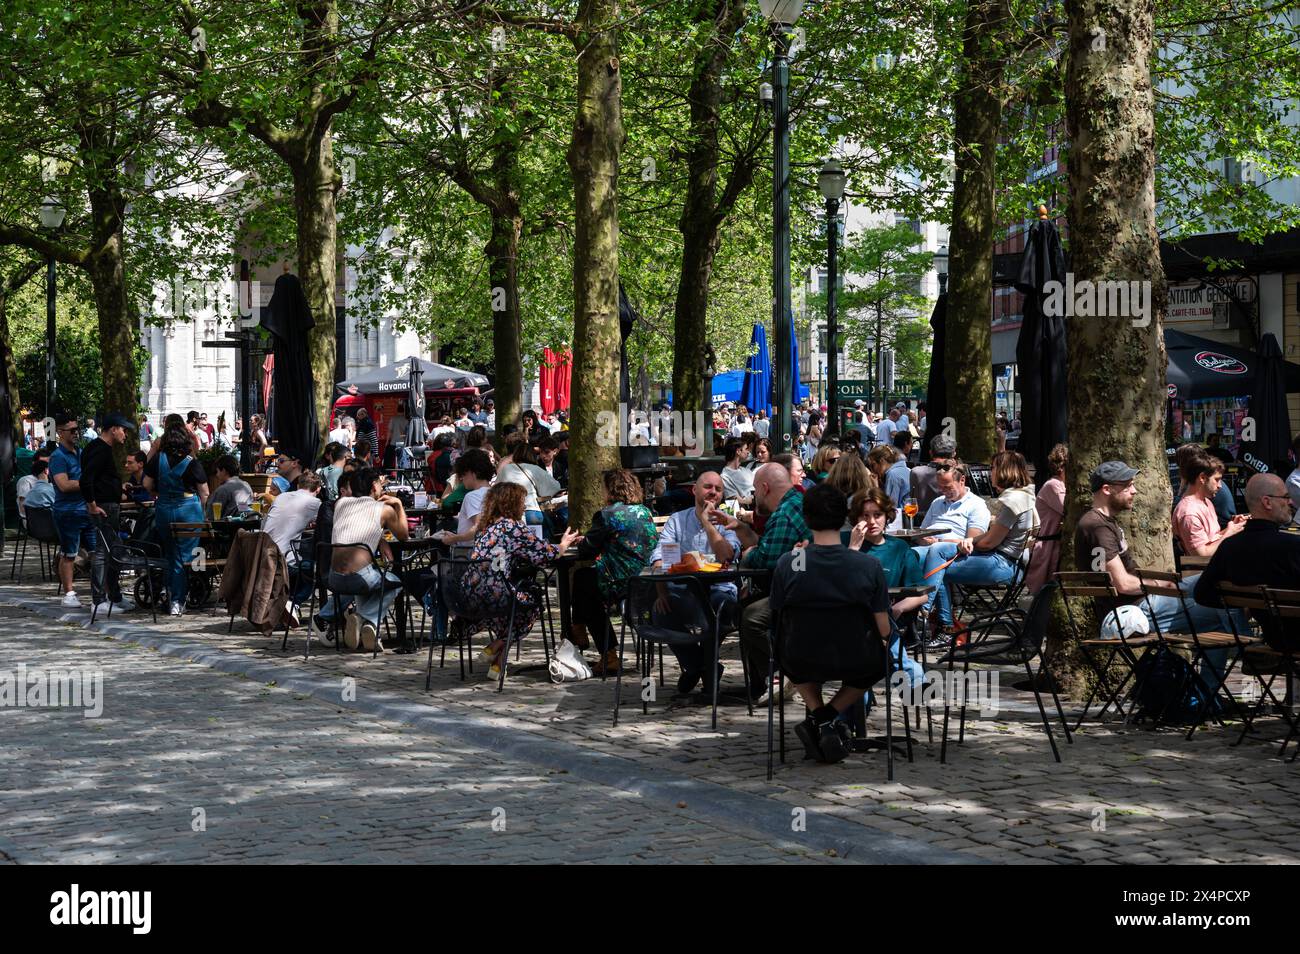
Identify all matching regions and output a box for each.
[1166,329,1300,400]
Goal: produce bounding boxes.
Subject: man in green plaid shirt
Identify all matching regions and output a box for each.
[710,463,812,700]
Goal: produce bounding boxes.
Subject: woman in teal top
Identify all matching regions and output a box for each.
[847,487,925,687]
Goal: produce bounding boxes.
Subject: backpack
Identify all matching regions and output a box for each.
[1131,646,1212,724]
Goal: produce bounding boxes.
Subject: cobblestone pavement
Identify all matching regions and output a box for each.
[4,559,1300,864]
[0,606,844,864]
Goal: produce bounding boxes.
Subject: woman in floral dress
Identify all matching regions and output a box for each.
[570,469,658,674]
[464,483,580,675]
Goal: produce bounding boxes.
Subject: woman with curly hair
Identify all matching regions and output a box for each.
[463,483,580,677]
[570,469,659,674]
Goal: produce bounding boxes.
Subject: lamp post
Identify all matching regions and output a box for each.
[39,197,65,416]
[758,0,803,452]
[865,334,876,417]
[818,158,847,438]
[934,243,949,296]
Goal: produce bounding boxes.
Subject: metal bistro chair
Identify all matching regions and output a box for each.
[765,603,895,781]
[615,574,733,730]
[1135,568,1246,737]
[281,534,330,659]
[1216,582,1293,752]
[327,543,397,659]
[426,554,494,686]
[90,521,167,624]
[21,507,62,590]
[1057,571,1159,729]
[931,581,1072,764]
[949,532,1038,647]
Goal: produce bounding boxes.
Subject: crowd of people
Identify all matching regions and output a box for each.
[13,390,1300,765]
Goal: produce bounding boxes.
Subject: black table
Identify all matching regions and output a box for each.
[888,527,944,546]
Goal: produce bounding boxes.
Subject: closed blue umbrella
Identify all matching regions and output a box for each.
[791,314,810,404]
[741,323,771,415]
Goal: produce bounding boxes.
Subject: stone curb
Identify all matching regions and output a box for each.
[0,584,979,864]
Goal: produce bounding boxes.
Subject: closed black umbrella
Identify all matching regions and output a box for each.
[406,360,429,448]
[922,291,947,461]
[1015,214,1069,481]
[261,273,320,466]
[1240,332,1293,477]
[619,282,636,407]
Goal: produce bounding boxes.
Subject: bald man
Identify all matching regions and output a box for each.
[710,461,813,701]
[1195,473,1300,652]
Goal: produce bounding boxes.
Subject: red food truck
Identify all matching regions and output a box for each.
[333,357,490,460]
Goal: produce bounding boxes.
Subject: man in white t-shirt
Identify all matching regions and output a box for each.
[262,472,323,566]
[437,448,495,545]
[729,411,754,438]
[17,459,52,518]
[328,416,354,449]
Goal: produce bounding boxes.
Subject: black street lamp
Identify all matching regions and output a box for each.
[758,0,803,452]
[39,197,65,416]
[818,158,847,438]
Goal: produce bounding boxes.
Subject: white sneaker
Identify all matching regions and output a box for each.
[343,611,361,651]
[61,591,81,608]
[111,598,133,613]
[169,601,185,616]
[92,601,113,616]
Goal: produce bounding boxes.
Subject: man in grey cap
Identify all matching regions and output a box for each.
[895,402,911,429]
[1074,458,1242,681]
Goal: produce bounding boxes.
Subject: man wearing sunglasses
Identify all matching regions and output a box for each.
[1195,473,1300,651]
[48,412,97,608]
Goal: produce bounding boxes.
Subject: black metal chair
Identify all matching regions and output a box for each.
[615,574,732,729]
[426,554,529,690]
[326,543,397,658]
[1216,582,1291,751]
[949,538,1036,647]
[765,602,894,780]
[929,581,1072,763]
[21,507,61,590]
[89,521,167,624]
[8,511,43,582]
[281,534,331,659]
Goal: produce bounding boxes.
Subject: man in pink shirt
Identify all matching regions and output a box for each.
[1173,452,1246,557]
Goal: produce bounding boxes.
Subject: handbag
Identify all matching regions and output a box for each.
[548,638,593,683]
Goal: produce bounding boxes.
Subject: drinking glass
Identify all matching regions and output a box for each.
[902,497,918,531]
[212,502,223,521]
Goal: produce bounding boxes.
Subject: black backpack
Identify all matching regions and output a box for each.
[1132,646,1211,724]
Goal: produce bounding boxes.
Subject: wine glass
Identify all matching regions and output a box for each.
[903,496,919,531]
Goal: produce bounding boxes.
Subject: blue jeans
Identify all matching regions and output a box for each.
[920,543,1016,626]
[154,496,204,605]
[324,564,401,629]
[653,581,738,678]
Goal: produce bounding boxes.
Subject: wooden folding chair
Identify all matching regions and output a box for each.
[1136,568,1246,737]
[1216,582,1290,749]
[1056,571,1159,729]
